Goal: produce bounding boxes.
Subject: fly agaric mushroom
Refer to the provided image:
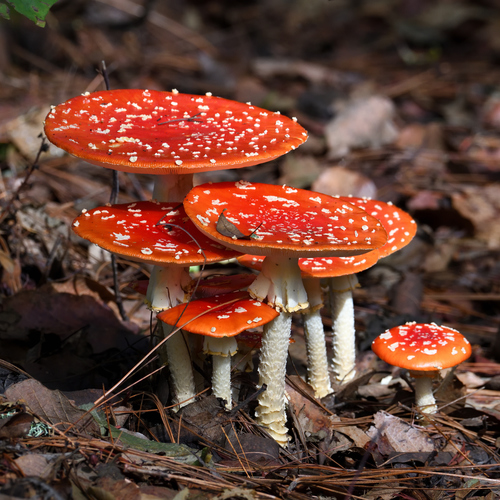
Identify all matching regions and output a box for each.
[44,89,308,202]
[372,322,472,414]
[72,200,240,409]
[183,181,387,445]
[46,90,307,405]
[238,252,380,398]
[326,197,417,385]
[157,291,278,408]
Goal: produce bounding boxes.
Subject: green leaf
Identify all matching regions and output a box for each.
[81,403,205,466]
[0,0,59,27]
[0,4,10,19]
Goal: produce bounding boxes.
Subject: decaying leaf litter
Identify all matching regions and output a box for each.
[1,0,500,498]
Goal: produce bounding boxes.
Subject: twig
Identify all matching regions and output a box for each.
[99,60,128,322]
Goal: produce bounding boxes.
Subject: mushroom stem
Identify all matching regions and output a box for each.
[329,274,359,384]
[152,173,194,203]
[255,311,292,447]
[161,324,197,409]
[250,256,309,447]
[302,278,333,398]
[147,265,196,411]
[249,256,308,312]
[147,266,191,311]
[204,336,238,409]
[411,371,438,414]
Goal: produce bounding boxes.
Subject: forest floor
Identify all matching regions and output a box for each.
[1,0,500,499]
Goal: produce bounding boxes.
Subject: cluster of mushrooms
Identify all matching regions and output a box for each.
[44,89,472,447]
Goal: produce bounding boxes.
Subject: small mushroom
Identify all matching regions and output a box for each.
[157,291,278,408]
[372,322,472,414]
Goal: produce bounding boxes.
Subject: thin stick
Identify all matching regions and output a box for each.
[100,60,128,322]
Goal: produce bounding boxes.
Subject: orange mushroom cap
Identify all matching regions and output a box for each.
[157,291,279,337]
[44,89,308,175]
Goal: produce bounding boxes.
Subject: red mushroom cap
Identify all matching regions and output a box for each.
[184,181,388,258]
[157,290,279,337]
[237,197,415,277]
[372,322,472,371]
[72,200,240,265]
[338,197,417,259]
[44,89,308,175]
[238,252,379,279]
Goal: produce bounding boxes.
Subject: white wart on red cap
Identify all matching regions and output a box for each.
[44,89,308,175]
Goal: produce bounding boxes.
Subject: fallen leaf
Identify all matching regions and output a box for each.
[311,165,377,198]
[325,95,398,158]
[0,412,33,438]
[366,411,434,454]
[452,184,500,249]
[5,379,99,434]
[14,454,52,480]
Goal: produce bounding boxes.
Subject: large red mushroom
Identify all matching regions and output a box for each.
[183,181,387,445]
[44,89,308,202]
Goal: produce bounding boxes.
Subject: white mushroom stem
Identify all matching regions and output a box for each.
[255,311,292,447]
[147,266,191,312]
[152,173,194,203]
[204,336,238,409]
[160,324,197,409]
[147,265,196,411]
[249,256,309,447]
[249,256,309,312]
[411,371,438,414]
[329,274,359,384]
[302,278,333,398]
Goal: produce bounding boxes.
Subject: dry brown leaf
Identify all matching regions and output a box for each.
[451,184,500,249]
[14,454,52,480]
[0,281,140,353]
[5,379,99,434]
[366,411,434,454]
[311,165,377,198]
[325,95,398,158]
